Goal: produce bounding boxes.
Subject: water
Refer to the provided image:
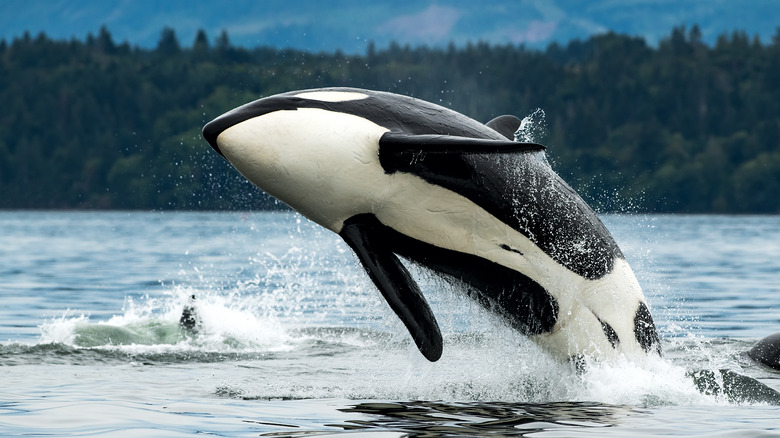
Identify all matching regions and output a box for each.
[1,211,779,436]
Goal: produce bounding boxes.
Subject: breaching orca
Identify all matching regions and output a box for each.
[202,87,661,363]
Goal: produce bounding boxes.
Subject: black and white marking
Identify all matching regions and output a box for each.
[202,87,661,362]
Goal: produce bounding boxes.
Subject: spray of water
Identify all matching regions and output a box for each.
[35,251,774,405]
[31,204,778,406]
[514,108,547,143]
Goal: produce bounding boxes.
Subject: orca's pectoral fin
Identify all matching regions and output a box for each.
[340,214,443,362]
[486,115,523,140]
[379,132,544,155]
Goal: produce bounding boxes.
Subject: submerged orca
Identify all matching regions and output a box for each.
[202,87,661,362]
[747,333,780,371]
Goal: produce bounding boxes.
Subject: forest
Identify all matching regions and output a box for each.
[1,25,779,213]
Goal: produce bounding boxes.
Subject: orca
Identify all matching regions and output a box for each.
[747,333,780,371]
[202,87,661,363]
[179,294,201,333]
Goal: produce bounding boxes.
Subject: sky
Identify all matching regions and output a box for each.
[1,0,778,53]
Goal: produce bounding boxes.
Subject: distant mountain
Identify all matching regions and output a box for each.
[2,0,778,53]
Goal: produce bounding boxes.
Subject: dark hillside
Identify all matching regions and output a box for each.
[1,26,779,212]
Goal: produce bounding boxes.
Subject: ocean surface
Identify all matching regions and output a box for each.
[1,211,779,436]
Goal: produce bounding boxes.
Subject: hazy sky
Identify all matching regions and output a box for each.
[2,0,778,52]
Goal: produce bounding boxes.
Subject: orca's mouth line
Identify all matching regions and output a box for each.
[209,141,225,158]
[202,121,226,158]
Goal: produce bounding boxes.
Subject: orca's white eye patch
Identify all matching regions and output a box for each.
[295,91,370,102]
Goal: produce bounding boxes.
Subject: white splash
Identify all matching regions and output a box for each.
[38,286,291,353]
[514,108,547,143]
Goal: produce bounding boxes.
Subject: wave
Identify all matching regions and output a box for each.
[3,284,779,407]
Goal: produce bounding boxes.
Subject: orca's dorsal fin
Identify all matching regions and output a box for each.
[339,214,443,362]
[486,115,523,140]
[379,132,544,154]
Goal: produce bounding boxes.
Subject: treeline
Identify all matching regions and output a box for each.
[1,26,779,212]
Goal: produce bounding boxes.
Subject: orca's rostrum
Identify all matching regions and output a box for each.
[202,87,661,363]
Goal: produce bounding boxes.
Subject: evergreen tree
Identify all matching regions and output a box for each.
[156,27,180,55]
